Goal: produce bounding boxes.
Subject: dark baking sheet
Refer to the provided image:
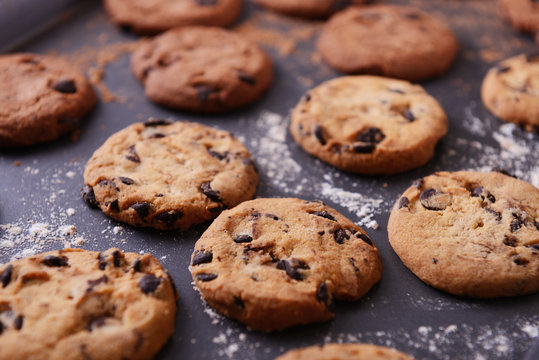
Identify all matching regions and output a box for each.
[1,1,538,359]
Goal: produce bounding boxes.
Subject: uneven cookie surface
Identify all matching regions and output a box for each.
[388,171,539,298]
[83,120,258,230]
[104,0,242,34]
[253,0,369,18]
[317,5,459,81]
[275,343,414,360]
[290,76,448,175]
[0,248,177,360]
[481,51,539,130]
[132,26,273,113]
[0,53,96,147]
[190,198,382,331]
[498,0,539,34]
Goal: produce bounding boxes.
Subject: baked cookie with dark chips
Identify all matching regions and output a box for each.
[0,53,96,148]
[104,0,242,34]
[253,0,371,19]
[498,0,539,34]
[190,198,382,331]
[290,76,448,175]
[275,343,415,360]
[0,248,177,360]
[388,171,539,298]
[131,26,273,113]
[317,5,459,81]
[481,51,539,131]
[83,119,258,230]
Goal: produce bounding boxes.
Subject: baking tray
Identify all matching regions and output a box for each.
[1,1,538,359]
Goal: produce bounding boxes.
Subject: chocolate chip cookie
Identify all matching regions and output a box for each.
[388,171,539,298]
[83,119,258,230]
[317,5,459,81]
[190,198,382,331]
[498,0,539,34]
[0,53,96,148]
[290,76,448,175]
[481,51,539,131]
[0,248,177,360]
[276,343,415,360]
[131,26,273,113]
[253,0,370,19]
[104,0,242,34]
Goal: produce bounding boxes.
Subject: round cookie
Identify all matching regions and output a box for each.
[190,198,382,331]
[0,53,96,148]
[481,51,539,131]
[388,171,539,298]
[83,119,258,230]
[103,0,242,35]
[317,5,459,81]
[498,0,539,34]
[253,0,370,19]
[275,343,415,360]
[131,26,273,113]
[0,248,177,360]
[289,76,448,175]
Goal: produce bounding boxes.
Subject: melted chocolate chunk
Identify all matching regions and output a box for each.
[98,179,117,189]
[195,85,219,102]
[131,202,151,219]
[87,275,109,292]
[98,253,107,270]
[486,193,496,203]
[0,321,3,334]
[513,257,529,266]
[108,200,120,212]
[125,145,140,163]
[81,186,99,208]
[316,282,329,303]
[53,79,77,94]
[528,244,539,251]
[201,182,221,202]
[192,250,213,266]
[112,251,121,267]
[132,259,142,272]
[503,235,518,247]
[42,255,68,267]
[139,274,162,294]
[311,211,336,221]
[356,232,373,246]
[419,188,450,211]
[277,259,304,280]
[413,178,424,189]
[155,210,183,227]
[196,273,218,282]
[333,229,350,244]
[14,315,23,330]
[314,125,326,145]
[471,186,483,198]
[485,207,501,222]
[208,149,226,160]
[357,127,385,144]
[1,265,13,288]
[234,235,253,243]
[403,109,415,122]
[87,317,107,332]
[144,118,171,127]
[398,197,409,209]
[119,177,134,185]
[237,72,256,86]
[148,133,166,139]
[234,296,245,309]
[511,213,525,232]
[352,143,376,153]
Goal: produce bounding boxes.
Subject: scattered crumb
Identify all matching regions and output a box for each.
[13,161,21,166]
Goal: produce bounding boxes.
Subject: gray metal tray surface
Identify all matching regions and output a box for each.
[1,1,538,359]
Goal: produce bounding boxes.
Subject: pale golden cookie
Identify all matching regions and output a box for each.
[275,343,415,360]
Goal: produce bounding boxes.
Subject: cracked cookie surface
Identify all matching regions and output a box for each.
[0,53,96,147]
[190,198,382,331]
[0,248,177,360]
[131,26,273,113]
[388,171,539,298]
[83,120,258,230]
[290,76,448,175]
[481,52,539,131]
[275,343,414,360]
[252,0,369,19]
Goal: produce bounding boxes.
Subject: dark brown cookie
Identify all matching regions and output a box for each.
[253,0,370,19]
[131,26,273,113]
[317,5,459,81]
[498,0,539,34]
[0,54,96,148]
[103,0,242,35]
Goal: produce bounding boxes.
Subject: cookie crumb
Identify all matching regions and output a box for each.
[13,161,21,166]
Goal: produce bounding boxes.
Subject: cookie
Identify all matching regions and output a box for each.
[0,248,177,360]
[317,5,459,81]
[252,0,370,19]
[103,0,242,35]
[83,119,258,230]
[131,26,273,113]
[289,76,448,175]
[275,343,415,360]
[388,171,539,298]
[498,0,539,34]
[481,51,539,131]
[190,198,382,331]
[0,53,96,148]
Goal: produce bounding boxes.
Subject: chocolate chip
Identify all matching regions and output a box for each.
[200,182,221,202]
[144,118,171,127]
[486,193,496,203]
[525,49,539,62]
[132,259,141,272]
[404,11,422,19]
[318,231,325,236]
[349,258,360,276]
[496,65,511,74]
[314,125,326,145]
[155,210,183,227]
[333,229,350,244]
[98,179,117,188]
[234,296,245,309]
[107,200,120,212]
[403,109,415,122]
[277,260,303,280]
[192,250,213,266]
[208,150,226,160]
[112,251,121,267]
[87,275,108,292]
[14,315,23,330]
[352,143,376,153]
[195,85,218,101]
[148,133,166,139]
[356,232,373,246]
[513,257,529,266]
[420,188,451,211]
[316,282,329,303]
[237,72,256,86]
[398,197,409,209]
[42,255,68,267]
[357,127,385,144]
[511,213,525,232]
[471,186,483,198]
[503,235,518,247]
[492,167,516,178]
[432,258,438,264]
[1,265,13,288]
[81,186,99,208]
[119,177,134,185]
[304,93,311,102]
[98,253,107,270]
[53,79,77,94]
[139,274,162,294]
[125,145,140,163]
[131,202,151,219]
[413,178,424,189]
[195,0,217,5]
[196,273,218,282]
[389,88,405,94]
[311,211,336,221]
[535,221,539,231]
[234,235,253,243]
[87,317,107,332]
[485,207,501,222]
[0,321,3,334]
[528,244,539,251]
